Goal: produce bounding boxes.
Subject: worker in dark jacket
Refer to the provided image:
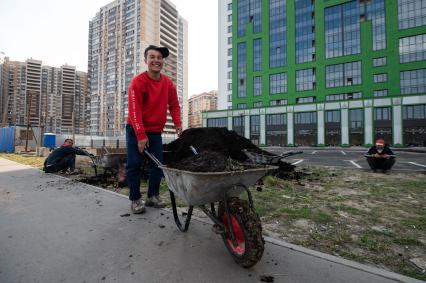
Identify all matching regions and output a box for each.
[43,139,90,174]
[365,138,395,173]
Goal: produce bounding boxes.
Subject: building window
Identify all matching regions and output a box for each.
[250,115,261,145]
[269,0,287,68]
[253,38,262,71]
[237,103,247,109]
[269,72,287,94]
[373,57,387,67]
[403,105,426,120]
[207,117,227,127]
[374,107,392,121]
[295,0,315,63]
[373,73,388,83]
[228,25,232,33]
[400,69,426,94]
[270,99,288,106]
[398,0,426,29]
[326,92,362,101]
[227,83,232,91]
[349,108,364,146]
[227,48,232,56]
[373,89,388,97]
[253,76,262,96]
[296,68,316,91]
[237,0,262,37]
[266,113,287,146]
[325,1,360,58]
[296,96,316,104]
[233,116,245,136]
[326,61,362,88]
[253,101,262,108]
[228,14,232,22]
[228,37,232,44]
[366,0,386,50]
[228,60,232,67]
[228,3,232,11]
[237,42,247,97]
[399,34,426,63]
[227,71,232,79]
[326,110,341,123]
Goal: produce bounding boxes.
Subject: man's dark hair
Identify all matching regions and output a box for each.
[144,45,169,59]
[64,139,73,143]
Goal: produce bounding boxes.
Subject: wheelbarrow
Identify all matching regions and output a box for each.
[243,149,303,165]
[145,151,277,268]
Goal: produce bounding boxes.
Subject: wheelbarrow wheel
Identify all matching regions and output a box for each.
[219,197,264,268]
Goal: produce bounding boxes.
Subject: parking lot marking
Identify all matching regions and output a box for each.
[344,160,362,168]
[311,151,317,155]
[408,162,426,168]
[341,151,347,155]
[292,159,304,165]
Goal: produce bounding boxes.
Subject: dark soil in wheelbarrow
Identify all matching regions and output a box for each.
[168,151,261,172]
[164,127,297,178]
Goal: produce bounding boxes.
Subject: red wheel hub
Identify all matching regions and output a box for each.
[223,213,245,255]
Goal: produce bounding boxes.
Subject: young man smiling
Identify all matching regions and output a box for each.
[126,45,182,214]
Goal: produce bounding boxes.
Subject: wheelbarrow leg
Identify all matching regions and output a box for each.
[169,190,193,232]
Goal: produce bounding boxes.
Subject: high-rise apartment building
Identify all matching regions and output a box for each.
[188,90,217,128]
[0,56,89,134]
[88,0,188,137]
[210,0,426,147]
[218,0,233,110]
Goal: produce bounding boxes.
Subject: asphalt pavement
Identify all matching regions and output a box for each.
[265,147,426,172]
[0,158,423,283]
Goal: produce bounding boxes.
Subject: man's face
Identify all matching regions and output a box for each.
[144,50,164,73]
[64,140,74,146]
[376,144,384,150]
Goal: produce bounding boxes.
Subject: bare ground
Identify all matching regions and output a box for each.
[1,153,425,281]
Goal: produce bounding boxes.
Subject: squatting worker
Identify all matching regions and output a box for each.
[365,138,395,173]
[126,45,182,214]
[43,139,90,174]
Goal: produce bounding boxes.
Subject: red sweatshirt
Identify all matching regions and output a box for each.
[127,72,181,141]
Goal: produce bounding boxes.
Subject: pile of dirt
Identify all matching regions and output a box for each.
[164,127,272,163]
[165,127,295,177]
[168,151,261,172]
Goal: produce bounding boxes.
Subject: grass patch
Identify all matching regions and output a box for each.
[0,153,45,168]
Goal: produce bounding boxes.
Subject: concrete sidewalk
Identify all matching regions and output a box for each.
[0,158,423,283]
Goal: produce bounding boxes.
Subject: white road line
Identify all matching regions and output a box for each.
[291,159,304,165]
[311,151,317,155]
[344,160,362,168]
[341,151,347,155]
[408,162,426,168]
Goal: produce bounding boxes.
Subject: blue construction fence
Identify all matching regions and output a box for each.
[0,127,15,153]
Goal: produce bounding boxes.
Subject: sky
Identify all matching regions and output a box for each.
[0,0,218,96]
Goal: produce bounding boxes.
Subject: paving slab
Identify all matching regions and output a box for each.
[0,158,422,283]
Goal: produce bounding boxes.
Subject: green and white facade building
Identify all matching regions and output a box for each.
[210,0,426,147]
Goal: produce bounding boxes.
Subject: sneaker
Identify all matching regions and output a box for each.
[131,199,146,214]
[145,195,166,208]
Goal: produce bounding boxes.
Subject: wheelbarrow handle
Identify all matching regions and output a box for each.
[145,150,164,167]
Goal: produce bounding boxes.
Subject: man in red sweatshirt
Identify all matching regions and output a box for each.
[126,45,182,214]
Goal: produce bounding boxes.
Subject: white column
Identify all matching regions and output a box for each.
[228,116,232,130]
[317,110,325,145]
[393,105,403,145]
[244,115,250,139]
[260,114,266,145]
[287,112,294,145]
[341,108,349,145]
[364,107,373,145]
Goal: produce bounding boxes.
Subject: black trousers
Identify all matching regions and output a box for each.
[44,155,76,173]
[366,156,395,171]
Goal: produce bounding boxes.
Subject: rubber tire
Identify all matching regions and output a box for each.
[219,197,265,268]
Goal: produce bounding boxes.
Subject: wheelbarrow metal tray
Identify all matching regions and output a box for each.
[95,153,127,168]
[159,165,277,206]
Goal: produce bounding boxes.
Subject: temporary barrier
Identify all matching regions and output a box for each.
[0,127,15,153]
